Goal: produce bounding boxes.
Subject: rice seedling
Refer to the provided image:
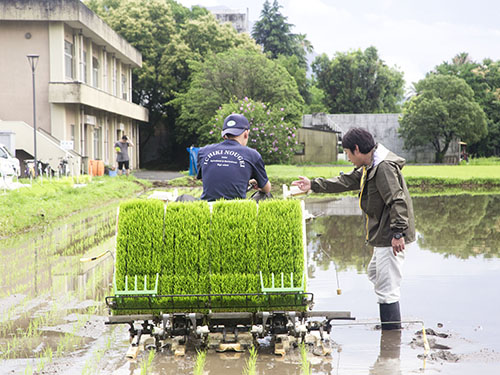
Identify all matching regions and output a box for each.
[299,342,311,375]
[114,199,305,312]
[140,349,155,375]
[193,349,207,375]
[210,201,258,274]
[24,361,33,375]
[243,345,258,375]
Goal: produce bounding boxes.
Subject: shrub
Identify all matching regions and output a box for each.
[202,97,300,164]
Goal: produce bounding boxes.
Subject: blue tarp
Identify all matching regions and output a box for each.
[187,146,200,176]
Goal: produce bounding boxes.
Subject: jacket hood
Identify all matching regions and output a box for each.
[372,143,406,169]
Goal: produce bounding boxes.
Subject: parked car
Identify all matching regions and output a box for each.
[0,143,20,176]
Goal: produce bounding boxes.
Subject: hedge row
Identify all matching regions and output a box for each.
[114,199,305,313]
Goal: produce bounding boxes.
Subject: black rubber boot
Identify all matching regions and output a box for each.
[379,302,401,330]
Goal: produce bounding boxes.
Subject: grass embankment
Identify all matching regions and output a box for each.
[265,163,500,195]
[0,176,149,238]
[167,161,500,196]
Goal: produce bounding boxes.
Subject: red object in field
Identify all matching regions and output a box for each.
[88,160,104,176]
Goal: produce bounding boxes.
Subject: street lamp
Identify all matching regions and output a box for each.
[27,54,39,177]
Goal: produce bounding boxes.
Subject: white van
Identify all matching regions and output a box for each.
[0,143,20,177]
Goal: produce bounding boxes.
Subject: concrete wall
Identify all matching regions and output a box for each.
[48,83,147,121]
[0,120,81,173]
[0,0,142,66]
[293,128,338,164]
[0,21,51,132]
[304,114,461,163]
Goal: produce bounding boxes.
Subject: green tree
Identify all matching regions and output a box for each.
[312,46,405,113]
[275,54,310,104]
[85,0,257,166]
[174,47,304,145]
[252,0,312,68]
[304,81,329,114]
[399,74,487,163]
[201,97,299,164]
[434,53,500,157]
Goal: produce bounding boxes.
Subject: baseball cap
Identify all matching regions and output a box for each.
[221,114,250,137]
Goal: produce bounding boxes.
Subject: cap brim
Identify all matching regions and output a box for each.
[221,127,247,137]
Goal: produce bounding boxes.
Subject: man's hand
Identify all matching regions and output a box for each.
[291,176,311,192]
[248,179,258,190]
[391,237,405,256]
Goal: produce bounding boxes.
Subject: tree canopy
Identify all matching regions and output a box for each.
[251,0,312,68]
[173,47,304,146]
[433,53,500,157]
[85,0,257,166]
[312,46,405,114]
[399,74,487,163]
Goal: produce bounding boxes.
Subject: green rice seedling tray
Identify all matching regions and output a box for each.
[110,199,307,314]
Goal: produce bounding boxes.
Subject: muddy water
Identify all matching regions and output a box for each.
[0,204,117,374]
[305,195,500,375]
[1,195,500,374]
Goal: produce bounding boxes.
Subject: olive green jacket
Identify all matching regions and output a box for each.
[311,144,415,247]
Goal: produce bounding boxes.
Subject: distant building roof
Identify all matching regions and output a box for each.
[207,6,249,33]
[302,113,342,133]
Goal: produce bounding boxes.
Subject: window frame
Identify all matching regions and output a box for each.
[64,40,74,80]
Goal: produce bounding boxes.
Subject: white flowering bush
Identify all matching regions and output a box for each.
[200,97,300,164]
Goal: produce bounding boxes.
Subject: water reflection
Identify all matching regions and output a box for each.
[369,330,402,375]
[413,195,500,258]
[0,205,117,299]
[306,195,500,273]
[305,194,500,374]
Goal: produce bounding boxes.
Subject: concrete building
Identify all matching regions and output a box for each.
[0,0,148,174]
[208,6,249,33]
[303,113,460,163]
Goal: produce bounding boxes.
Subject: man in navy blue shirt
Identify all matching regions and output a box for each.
[197,114,271,201]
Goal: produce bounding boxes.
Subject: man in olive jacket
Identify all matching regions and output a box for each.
[292,128,415,330]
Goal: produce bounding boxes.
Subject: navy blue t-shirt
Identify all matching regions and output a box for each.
[197,140,269,201]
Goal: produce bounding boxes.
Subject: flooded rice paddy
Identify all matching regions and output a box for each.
[1,194,499,374]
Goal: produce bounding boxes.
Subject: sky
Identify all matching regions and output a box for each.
[176,0,500,89]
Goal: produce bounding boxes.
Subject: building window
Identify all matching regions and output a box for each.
[64,40,73,79]
[112,59,117,96]
[70,124,75,149]
[92,57,99,88]
[121,73,127,100]
[82,51,88,83]
[93,127,101,159]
